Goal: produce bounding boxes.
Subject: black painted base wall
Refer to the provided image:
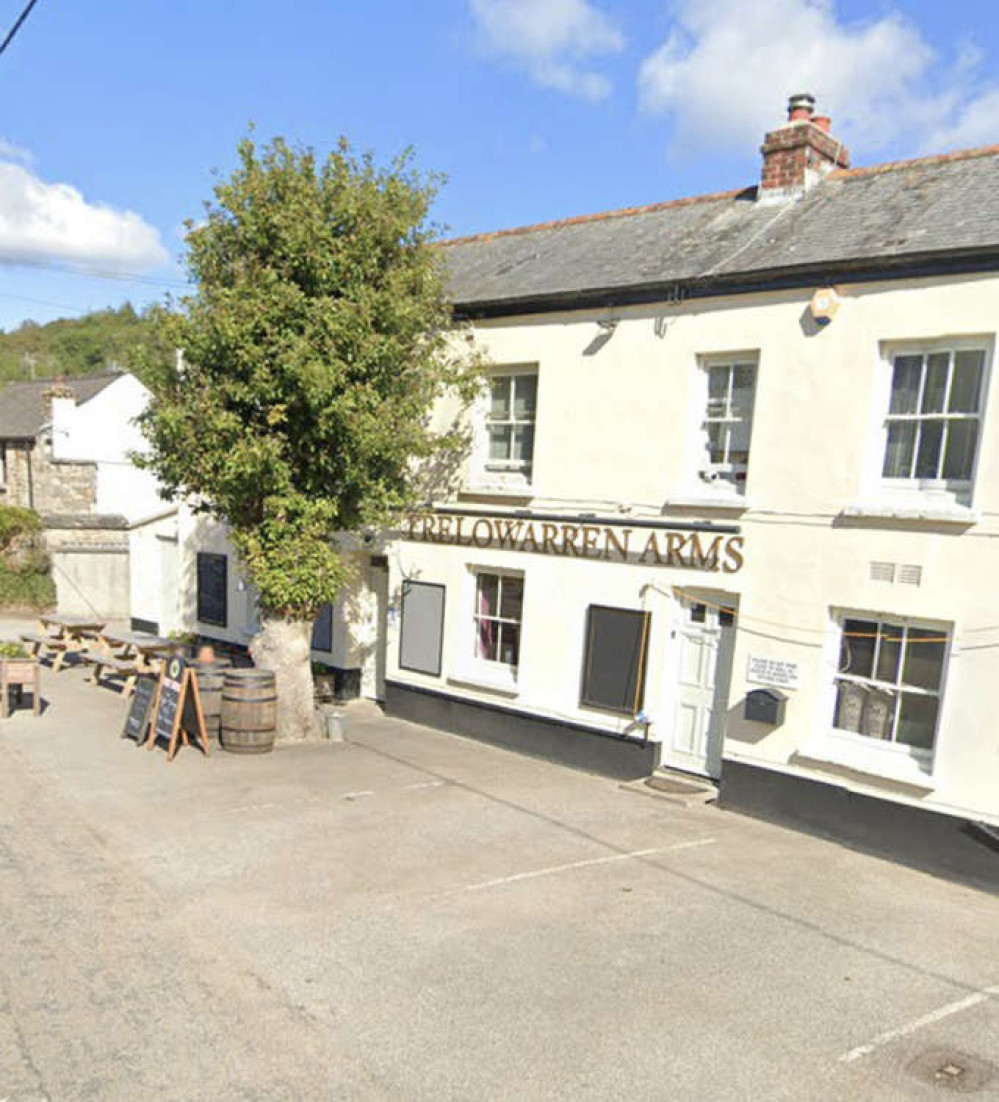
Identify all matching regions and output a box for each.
[719,759,999,893]
[384,680,659,781]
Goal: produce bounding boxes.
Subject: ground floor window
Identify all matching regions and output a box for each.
[473,572,523,668]
[833,615,948,753]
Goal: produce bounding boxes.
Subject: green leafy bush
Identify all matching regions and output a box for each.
[0,505,42,554]
[0,506,55,610]
[0,642,29,659]
[0,563,56,610]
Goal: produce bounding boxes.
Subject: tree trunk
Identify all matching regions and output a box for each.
[248,617,320,742]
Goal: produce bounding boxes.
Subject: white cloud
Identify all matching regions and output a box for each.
[470,0,625,101]
[638,0,999,158]
[0,150,168,272]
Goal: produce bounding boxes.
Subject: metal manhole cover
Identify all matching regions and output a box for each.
[907,1048,997,1093]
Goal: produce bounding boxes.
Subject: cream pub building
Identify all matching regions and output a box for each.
[377,95,999,887]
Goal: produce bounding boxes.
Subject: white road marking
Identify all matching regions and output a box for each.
[402,780,445,790]
[840,984,999,1064]
[340,790,374,800]
[463,837,717,892]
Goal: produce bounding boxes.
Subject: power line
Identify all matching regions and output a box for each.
[0,0,41,60]
[0,254,190,288]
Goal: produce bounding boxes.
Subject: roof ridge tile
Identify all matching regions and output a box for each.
[440,186,751,248]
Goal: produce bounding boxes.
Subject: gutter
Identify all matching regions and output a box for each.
[453,246,999,320]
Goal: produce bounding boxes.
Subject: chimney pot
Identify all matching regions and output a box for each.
[787,92,816,122]
[759,94,849,199]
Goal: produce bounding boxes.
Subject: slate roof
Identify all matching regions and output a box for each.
[0,372,123,439]
[441,145,999,313]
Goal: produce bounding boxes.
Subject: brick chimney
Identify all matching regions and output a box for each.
[759,94,849,199]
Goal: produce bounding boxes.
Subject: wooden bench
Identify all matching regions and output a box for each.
[79,649,141,697]
[20,632,71,669]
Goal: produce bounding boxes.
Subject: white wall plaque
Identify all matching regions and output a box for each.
[747,655,800,690]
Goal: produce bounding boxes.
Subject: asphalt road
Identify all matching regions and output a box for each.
[1,658,997,1100]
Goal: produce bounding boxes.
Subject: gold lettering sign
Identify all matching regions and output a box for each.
[402,514,744,573]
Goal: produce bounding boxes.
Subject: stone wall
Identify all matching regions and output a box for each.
[30,433,97,514]
[1,442,33,508]
[0,436,98,514]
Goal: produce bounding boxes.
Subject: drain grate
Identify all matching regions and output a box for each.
[907,1048,997,1093]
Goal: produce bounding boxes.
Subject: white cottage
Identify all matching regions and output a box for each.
[377,95,999,887]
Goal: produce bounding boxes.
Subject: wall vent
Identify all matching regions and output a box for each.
[870,561,895,583]
[898,564,923,587]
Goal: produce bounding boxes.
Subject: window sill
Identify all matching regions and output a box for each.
[462,480,534,500]
[798,731,934,791]
[667,489,749,513]
[841,500,979,526]
[447,665,520,698]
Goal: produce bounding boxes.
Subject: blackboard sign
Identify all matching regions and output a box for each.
[122,675,158,744]
[197,553,228,627]
[147,654,209,761]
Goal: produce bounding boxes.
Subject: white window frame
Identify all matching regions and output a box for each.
[684,352,759,500]
[871,337,992,509]
[448,564,525,695]
[468,364,538,493]
[809,608,952,785]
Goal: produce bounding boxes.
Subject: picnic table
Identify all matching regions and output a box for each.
[21,614,107,672]
[98,629,180,670]
[80,630,181,697]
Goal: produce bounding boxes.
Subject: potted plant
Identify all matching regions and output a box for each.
[0,641,39,717]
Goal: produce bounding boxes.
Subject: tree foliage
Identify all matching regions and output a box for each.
[138,135,477,620]
[0,504,54,611]
[0,303,171,384]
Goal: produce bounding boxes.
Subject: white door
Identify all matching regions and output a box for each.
[668,599,736,778]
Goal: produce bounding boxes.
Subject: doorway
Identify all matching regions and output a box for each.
[666,596,737,779]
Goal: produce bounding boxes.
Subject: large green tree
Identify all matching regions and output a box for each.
[138,134,477,737]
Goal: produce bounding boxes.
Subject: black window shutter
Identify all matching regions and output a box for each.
[580,605,650,716]
[311,603,334,652]
[399,581,446,677]
[196,553,228,627]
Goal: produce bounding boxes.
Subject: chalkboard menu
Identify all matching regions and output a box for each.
[197,552,228,627]
[146,654,210,761]
[151,654,186,749]
[122,675,158,744]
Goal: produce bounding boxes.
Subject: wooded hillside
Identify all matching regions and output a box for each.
[0,303,170,384]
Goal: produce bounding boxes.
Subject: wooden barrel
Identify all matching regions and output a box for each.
[220,669,277,754]
[191,662,225,741]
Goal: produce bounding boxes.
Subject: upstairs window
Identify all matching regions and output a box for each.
[697,357,757,492]
[882,347,986,491]
[486,371,537,476]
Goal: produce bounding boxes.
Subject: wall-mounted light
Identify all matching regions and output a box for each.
[810,287,841,325]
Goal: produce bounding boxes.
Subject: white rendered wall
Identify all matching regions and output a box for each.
[51,375,164,522]
[388,272,999,826]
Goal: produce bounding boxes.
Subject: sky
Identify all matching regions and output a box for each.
[0,0,996,331]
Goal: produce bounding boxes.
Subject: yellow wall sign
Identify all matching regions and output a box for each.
[403,513,744,573]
